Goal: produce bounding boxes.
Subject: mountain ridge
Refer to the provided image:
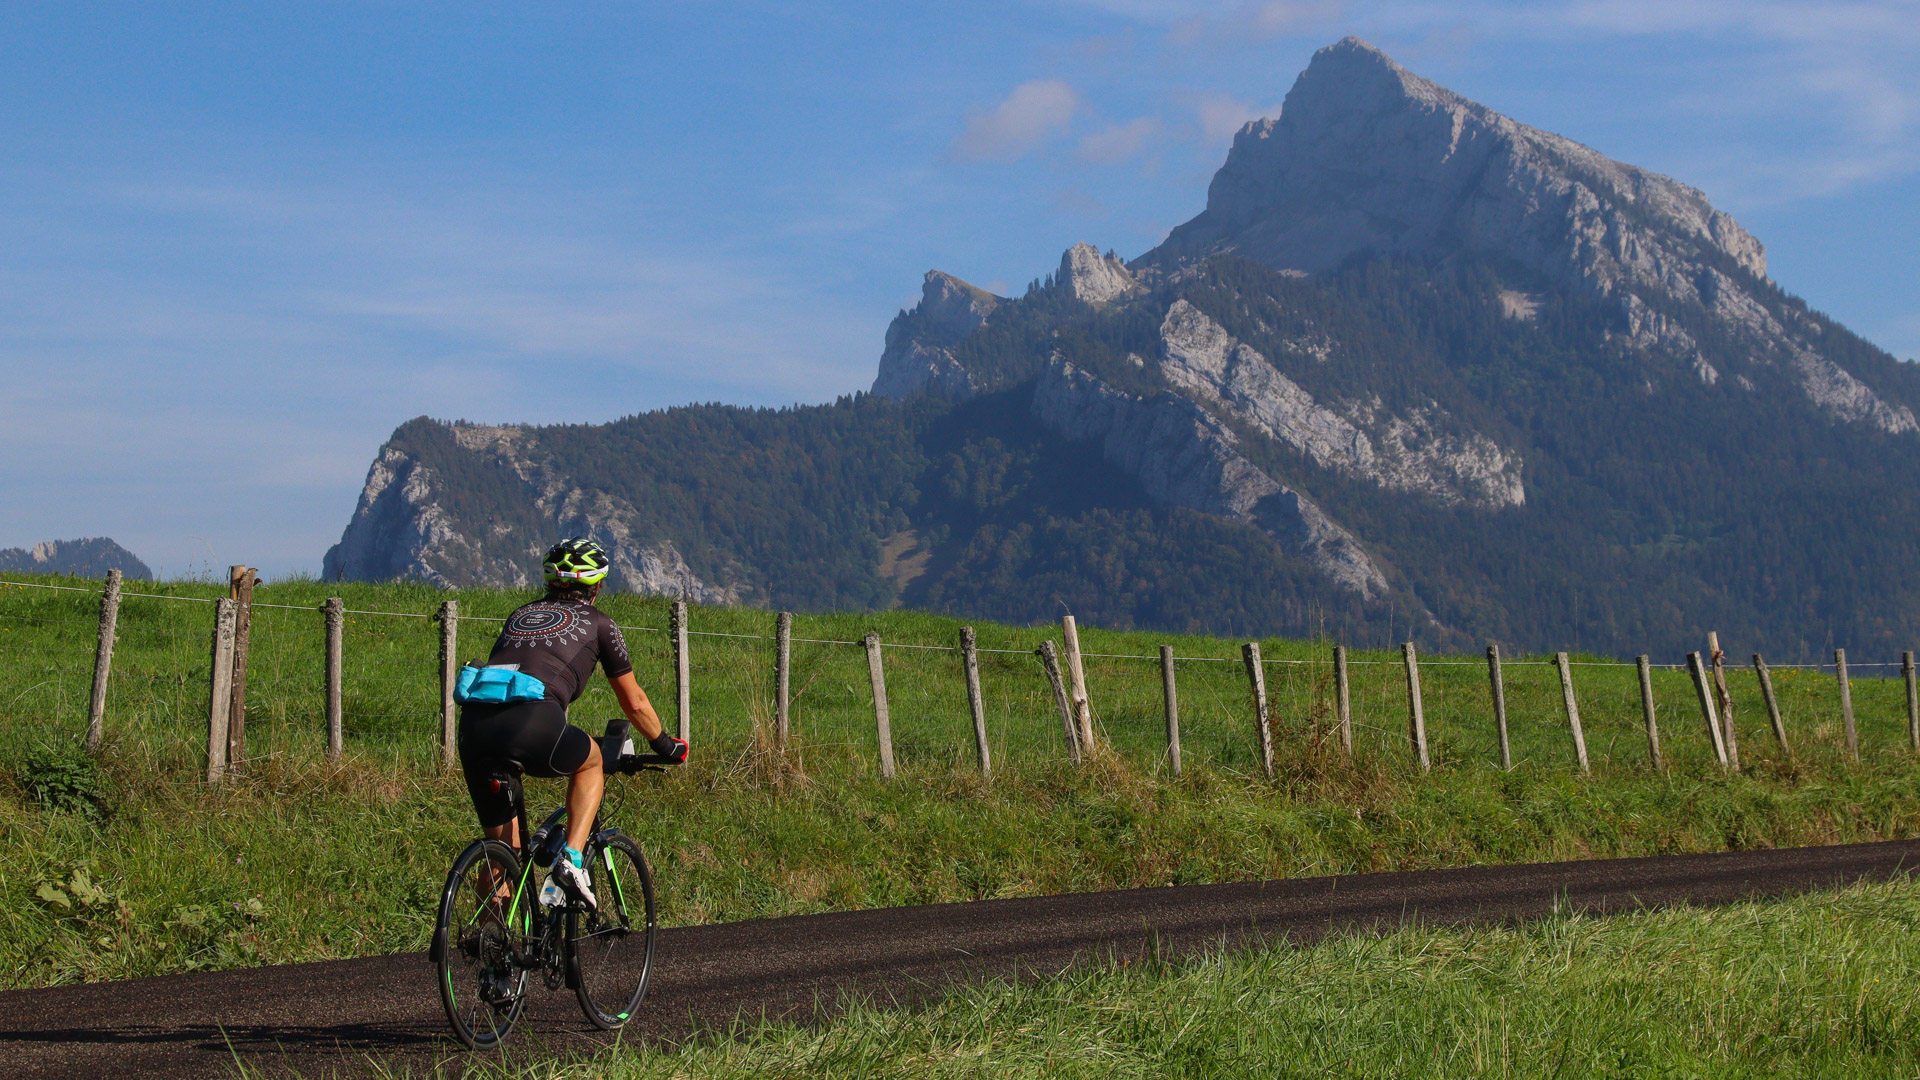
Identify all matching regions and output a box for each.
[322,38,1920,660]
[0,538,152,581]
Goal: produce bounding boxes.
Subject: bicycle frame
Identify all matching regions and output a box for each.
[499,775,576,971]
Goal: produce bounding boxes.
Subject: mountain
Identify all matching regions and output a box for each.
[0,538,152,580]
[324,38,1920,660]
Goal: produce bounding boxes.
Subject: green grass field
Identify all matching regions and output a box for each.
[5,571,1920,992]
[440,878,1920,1079]
[5,572,1910,779]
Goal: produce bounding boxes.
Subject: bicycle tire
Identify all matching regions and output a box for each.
[433,838,532,1049]
[568,831,657,1029]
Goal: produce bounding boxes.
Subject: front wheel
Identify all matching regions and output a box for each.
[434,839,531,1049]
[568,831,657,1028]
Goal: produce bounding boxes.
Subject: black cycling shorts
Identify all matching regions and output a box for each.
[458,699,594,829]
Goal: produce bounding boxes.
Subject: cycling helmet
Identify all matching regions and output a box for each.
[542,538,611,587]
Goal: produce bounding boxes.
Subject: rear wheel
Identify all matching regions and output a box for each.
[569,832,657,1028]
[434,839,531,1049]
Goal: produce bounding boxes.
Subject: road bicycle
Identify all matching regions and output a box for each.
[429,749,678,1049]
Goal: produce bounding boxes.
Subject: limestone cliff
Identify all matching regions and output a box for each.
[1146,36,1907,433]
[1154,300,1524,509]
[323,421,747,602]
[1030,358,1389,598]
[871,271,1005,401]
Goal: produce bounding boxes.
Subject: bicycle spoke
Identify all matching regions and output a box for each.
[436,840,529,1049]
[570,834,656,1028]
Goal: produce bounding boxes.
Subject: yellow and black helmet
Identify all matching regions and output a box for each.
[542,538,611,587]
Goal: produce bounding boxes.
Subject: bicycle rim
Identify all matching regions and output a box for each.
[434,839,531,1049]
[569,832,657,1028]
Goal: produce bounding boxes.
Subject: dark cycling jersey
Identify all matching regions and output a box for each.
[483,596,633,707]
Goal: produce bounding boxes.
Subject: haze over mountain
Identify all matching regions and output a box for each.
[324,39,1920,660]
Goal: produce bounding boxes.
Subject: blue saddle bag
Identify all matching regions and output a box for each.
[454,664,548,705]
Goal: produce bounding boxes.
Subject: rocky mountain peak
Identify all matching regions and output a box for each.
[915,270,1002,342]
[871,270,1007,401]
[1149,36,1766,302]
[1059,242,1141,305]
[1290,35,1461,112]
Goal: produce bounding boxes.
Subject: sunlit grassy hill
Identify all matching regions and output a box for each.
[4,570,1920,989]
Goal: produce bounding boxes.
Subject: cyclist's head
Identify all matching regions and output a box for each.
[542,538,611,600]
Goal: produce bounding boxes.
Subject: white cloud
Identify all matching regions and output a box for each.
[1507,1,1920,197]
[948,80,1081,163]
[1077,116,1162,163]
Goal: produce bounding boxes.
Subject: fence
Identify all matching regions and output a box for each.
[5,569,1919,785]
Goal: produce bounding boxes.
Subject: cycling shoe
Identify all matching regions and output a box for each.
[549,853,596,911]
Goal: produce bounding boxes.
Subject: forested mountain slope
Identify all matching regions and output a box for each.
[325,38,1920,660]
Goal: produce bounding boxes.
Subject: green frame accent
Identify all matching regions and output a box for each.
[504,859,534,930]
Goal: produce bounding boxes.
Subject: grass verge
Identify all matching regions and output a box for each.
[445,878,1920,1079]
[7,736,1920,990]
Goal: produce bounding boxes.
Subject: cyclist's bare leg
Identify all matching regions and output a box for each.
[565,739,605,854]
[472,828,516,918]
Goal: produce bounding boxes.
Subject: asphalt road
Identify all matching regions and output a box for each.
[5,840,1920,1079]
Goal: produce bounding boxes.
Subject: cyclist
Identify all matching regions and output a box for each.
[458,538,688,911]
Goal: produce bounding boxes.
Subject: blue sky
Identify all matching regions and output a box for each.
[2,1,1915,578]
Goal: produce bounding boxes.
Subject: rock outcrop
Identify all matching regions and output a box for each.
[1059,242,1141,306]
[1156,300,1524,508]
[1150,36,1765,300]
[871,271,1005,402]
[1031,358,1389,597]
[323,423,746,602]
[1143,36,1904,434]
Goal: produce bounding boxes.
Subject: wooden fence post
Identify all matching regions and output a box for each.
[1556,652,1590,775]
[1906,651,1918,753]
[1486,643,1511,771]
[1160,645,1181,777]
[1706,632,1740,772]
[671,599,691,743]
[1036,641,1079,763]
[1752,654,1790,755]
[1061,616,1096,755]
[961,627,991,781]
[85,568,123,752]
[1403,642,1429,772]
[1333,644,1352,755]
[323,598,344,763]
[1144,645,1175,772]
[206,598,236,784]
[1636,655,1662,771]
[1242,642,1275,777]
[774,611,792,749]
[864,632,895,780]
[1687,652,1728,766]
[1836,648,1858,763]
[437,600,458,771]
[227,565,256,773]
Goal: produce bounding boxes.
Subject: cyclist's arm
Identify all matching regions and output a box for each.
[608,670,665,741]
